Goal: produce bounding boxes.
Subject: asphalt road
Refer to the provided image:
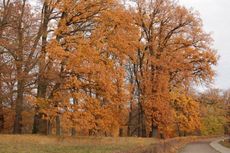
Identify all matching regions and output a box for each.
[179,141,220,153]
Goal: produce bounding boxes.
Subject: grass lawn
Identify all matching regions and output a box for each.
[0,135,157,153]
[219,139,230,148]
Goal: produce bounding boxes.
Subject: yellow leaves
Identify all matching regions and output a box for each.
[170,90,201,133]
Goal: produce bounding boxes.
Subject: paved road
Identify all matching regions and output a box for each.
[180,141,220,153]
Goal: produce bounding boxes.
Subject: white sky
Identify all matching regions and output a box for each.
[179,0,230,90]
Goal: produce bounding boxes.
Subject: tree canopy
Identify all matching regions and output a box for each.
[0,0,227,138]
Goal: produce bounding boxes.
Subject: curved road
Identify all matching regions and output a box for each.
[180,141,220,153]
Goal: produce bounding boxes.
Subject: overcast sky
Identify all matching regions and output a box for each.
[179,0,230,90]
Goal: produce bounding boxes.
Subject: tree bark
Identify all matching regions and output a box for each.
[127,90,133,136]
[56,115,61,136]
[33,1,51,134]
[71,128,76,136]
[13,79,24,134]
[32,112,39,134]
[151,122,158,138]
[0,102,4,133]
[13,0,26,134]
[127,108,132,136]
[138,102,146,137]
[141,110,146,137]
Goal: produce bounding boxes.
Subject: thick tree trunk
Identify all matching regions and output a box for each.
[127,101,133,136]
[141,118,147,137]
[127,111,132,136]
[32,77,48,134]
[13,0,26,134]
[32,1,50,135]
[13,79,24,134]
[32,112,39,134]
[32,112,49,135]
[119,128,123,137]
[138,103,146,137]
[151,124,158,138]
[47,120,52,135]
[71,128,76,136]
[176,123,182,137]
[56,115,61,136]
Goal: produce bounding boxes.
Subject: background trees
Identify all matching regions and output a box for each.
[0,0,227,138]
[1,0,42,133]
[198,88,228,135]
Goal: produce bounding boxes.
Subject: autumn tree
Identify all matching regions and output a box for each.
[0,0,43,133]
[127,0,217,137]
[0,0,218,137]
[33,0,139,136]
[198,88,228,135]
[32,0,59,135]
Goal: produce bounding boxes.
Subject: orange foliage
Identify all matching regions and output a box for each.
[38,0,139,135]
[126,0,217,137]
[0,0,218,137]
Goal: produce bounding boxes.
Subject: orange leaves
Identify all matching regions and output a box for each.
[47,40,71,61]
[39,0,136,136]
[123,0,217,137]
[92,6,139,61]
[2,108,15,133]
[0,0,218,136]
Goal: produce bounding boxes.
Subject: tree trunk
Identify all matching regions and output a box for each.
[138,104,142,137]
[47,120,52,135]
[71,128,76,136]
[32,112,39,134]
[183,131,187,137]
[151,126,158,137]
[32,76,48,134]
[32,112,48,134]
[176,123,182,137]
[13,79,24,134]
[119,128,123,137]
[56,115,61,136]
[151,119,158,138]
[32,1,50,135]
[141,119,147,137]
[0,103,4,133]
[127,101,133,136]
[138,103,146,137]
[13,0,26,134]
[127,112,132,136]
[141,107,147,137]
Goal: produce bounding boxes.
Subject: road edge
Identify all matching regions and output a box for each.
[210,137,230,153]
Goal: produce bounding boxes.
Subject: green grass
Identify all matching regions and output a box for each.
[0,135,157,153]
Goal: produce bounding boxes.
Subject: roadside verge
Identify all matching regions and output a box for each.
[210,137,230,153]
